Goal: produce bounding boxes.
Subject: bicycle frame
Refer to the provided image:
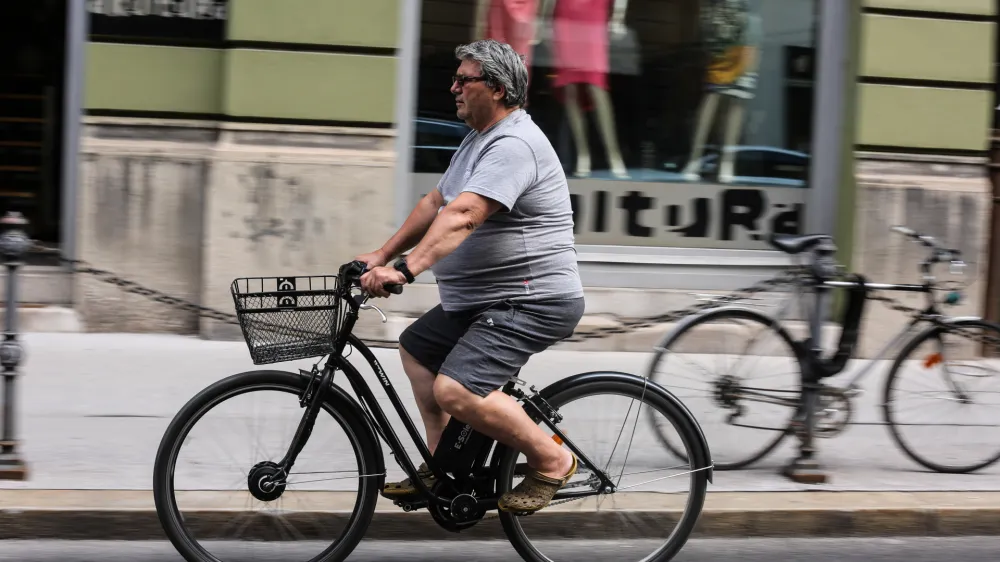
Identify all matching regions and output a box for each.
[718,229,972,407]
[275,262,619,512]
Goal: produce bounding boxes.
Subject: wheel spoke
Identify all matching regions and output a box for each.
[153,372,379,562]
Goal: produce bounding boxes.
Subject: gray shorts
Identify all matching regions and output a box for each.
[398,297,585,397]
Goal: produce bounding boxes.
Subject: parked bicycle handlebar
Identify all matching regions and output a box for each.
[890,224,962,264]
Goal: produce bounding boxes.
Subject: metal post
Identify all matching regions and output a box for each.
[0,212,31,480]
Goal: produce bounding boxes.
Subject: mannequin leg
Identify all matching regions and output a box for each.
[681,92,720,181]
[718,97,746,184]
[587,84,628,179]
[564,84,591,178]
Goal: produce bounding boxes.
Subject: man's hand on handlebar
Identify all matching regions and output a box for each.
[360,265,406,298]
[354,249,389,269]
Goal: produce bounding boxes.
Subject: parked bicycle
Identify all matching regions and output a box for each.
[153,260,713,562]
[646,225,1000,475]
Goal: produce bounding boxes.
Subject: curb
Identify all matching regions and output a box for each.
[2,491,999,541]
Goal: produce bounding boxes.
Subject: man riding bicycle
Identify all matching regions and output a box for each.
[357,39,585,514]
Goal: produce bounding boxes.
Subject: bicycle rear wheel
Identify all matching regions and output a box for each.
[884,319,1000,474]
[152,370,383,562]
[496,373,710,562]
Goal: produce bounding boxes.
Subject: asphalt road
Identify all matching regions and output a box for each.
[2,537,1000,561]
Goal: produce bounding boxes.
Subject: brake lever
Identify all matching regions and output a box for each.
[360,301,388,323]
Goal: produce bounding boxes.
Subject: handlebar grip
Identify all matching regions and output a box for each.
[384,283,404,295]
[891,225,917,237]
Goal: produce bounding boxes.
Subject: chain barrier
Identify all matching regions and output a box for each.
[27,241,1000,350]
[29,241,804,341]
[559,271,805,343]
[30,243,240,324]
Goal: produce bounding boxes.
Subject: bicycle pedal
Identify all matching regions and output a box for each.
[394,499,428,512]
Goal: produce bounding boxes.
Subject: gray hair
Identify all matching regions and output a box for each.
[455,39,528,108]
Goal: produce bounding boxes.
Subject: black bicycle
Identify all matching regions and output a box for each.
[645,225,1000,476]
[153,260,713,562]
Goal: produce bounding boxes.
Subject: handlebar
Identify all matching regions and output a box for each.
[890,225,962,262]
[339,260,404,296]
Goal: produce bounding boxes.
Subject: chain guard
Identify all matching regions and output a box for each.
[428,480,485,533]
[815,386,852,438]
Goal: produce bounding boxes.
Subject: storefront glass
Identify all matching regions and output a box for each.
[408,0,819,250]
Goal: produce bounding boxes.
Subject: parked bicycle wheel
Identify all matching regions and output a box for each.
[152,370,383,562]
[884,318,1000,474]
[645,308,802,470]
[496,374,710,562]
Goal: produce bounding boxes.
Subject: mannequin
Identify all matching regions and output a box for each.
[543,0,629,179]
[474,0,540,73]
[681,0,761,184]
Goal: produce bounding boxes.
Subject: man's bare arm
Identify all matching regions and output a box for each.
[375,189,445,263]
[404,191,502,276]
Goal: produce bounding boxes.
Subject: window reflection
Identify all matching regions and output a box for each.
[411,0,818,249]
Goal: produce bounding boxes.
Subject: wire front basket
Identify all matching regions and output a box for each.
[230,275,346,365]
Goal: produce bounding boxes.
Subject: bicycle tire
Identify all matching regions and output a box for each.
[152,369,383,562]
[496,372,710,562]
[645,307,801,470]
[883,318,1000,474]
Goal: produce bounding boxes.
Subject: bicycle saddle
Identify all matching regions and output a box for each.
[768,233,832,255]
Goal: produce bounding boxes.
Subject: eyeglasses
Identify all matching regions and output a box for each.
[452,75,487,87]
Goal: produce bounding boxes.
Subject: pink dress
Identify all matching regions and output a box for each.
[486,0,539,72]
[552,0,611,110]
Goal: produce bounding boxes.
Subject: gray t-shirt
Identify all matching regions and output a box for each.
[430,109,584,311]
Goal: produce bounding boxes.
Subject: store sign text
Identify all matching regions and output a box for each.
[410,174,806,250]
[569,182,804,248]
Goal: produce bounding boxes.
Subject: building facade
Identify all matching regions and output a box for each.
[1,0,996,356]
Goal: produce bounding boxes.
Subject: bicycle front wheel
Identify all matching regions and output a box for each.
[497,373,710,562]
[884,318,1000,474]
[152,370,383,562]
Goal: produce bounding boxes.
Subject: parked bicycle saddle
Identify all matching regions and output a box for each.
[768,233,832,255]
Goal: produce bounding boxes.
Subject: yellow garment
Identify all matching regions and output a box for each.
[706,45,755,85]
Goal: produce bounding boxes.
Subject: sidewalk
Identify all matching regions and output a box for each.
[0,333,997,539]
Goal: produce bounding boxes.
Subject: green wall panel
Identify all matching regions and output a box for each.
[861,15,995,83]
[857,84,992,150]
[224,50,396,123]
[862,0,996,14]
[85,44,223,114]
[228,0,400,48]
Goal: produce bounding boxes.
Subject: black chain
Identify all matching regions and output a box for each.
[560,271,804,343]
[29,241,807,343]
[31,241,998,348]
[31,243,240,324]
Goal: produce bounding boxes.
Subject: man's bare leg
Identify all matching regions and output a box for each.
[433,375,573,478]
[400,347,450,453]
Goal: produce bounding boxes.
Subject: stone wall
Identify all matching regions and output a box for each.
[851,153,991,359]
[77,118,212,333]
[76,117,398,340]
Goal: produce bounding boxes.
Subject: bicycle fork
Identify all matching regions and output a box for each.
[272,365,336,482]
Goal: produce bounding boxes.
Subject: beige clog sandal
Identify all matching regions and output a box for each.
[380,462,436,498]
[498,455,578,514]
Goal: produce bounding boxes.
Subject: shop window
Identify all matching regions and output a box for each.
[409,0,818,249]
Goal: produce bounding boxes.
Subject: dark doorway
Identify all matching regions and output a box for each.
[0,0,68,250]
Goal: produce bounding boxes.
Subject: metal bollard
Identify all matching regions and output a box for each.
[0,211,30,480]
